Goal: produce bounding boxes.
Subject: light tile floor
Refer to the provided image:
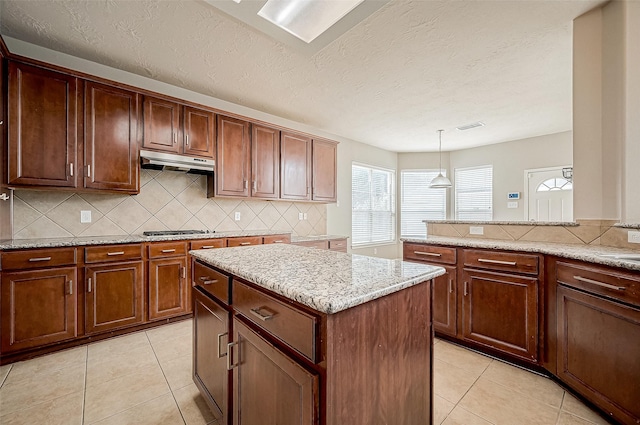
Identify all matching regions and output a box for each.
[0,320,609,425]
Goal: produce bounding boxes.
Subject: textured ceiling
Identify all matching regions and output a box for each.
[0,0,603,152]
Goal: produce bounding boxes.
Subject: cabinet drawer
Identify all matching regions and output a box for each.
[294,240,328,250]
[404,243,456,265]
[263,234,291,245]
[148,241,188,258]
[463,249,539,275]
[85,244,142,263]
[233,280,318,363]
[556,261,640,307]
[1,247,77,271]
[193,261,230,305]
[328,239,347,252]
[227,236,262,247]
[190,239,226,250]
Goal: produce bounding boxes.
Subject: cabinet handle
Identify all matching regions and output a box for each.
[67,280,73,295]
[272,240,284,244]
[185,134,189,145]
[161,249,176,253]
[28,256,52,262]
[573,275,626,291]
[239,242,251,246]
[199,276,218,285]
[107,251,125,256]
[217,332,228,358]
[69,163,74,177]
[250,307,275,321]
[464,281,468,296]
[87,278,92,293]
[477,258,517,266]
[86,165,91,177]
[414,251,441,257]
[252,181,257,191]
[243,180,248,189]
[227,341,238,370]
[173,132,177,144]
[200,245,215,249]
[449,279,454,293]
[307,187,310,195]
[181,267,186,279]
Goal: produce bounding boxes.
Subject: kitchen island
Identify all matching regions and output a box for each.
[190,244,445,425]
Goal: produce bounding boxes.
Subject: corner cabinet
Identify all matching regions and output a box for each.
[311,139,337,202]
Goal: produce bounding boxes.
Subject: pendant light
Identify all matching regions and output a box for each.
[430,129,452,188]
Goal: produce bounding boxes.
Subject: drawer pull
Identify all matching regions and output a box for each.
[28,256,52,262]
[240,242,252,246]
[573,275,626,291]
[199,276,218,285]
[414,251,441,257]
[201,245,215,249]
[161,249,176,253]
[250,307,276,321]
[272,240,284,243]
[227,342,238,370]
[107,251,125,256]
[477,258,517,266]
[464,281,469,296]
[449,279,454,294]
[217,332,228,358]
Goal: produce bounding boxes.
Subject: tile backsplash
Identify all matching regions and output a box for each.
[12,169,327,239]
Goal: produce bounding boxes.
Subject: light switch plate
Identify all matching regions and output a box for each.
[234,212,241,221]
[80,210,91,223]
[298,212,304,220]
[629,230,640,244]
[469,226,484,235]
[507,201,518,209]
[303,213,308,220]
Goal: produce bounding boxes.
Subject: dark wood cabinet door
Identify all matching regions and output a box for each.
[1,267,77,352]
[311,139,337,202]
[433,265,457,337]
[8,61,79,187]
[280,132,311,200]
[184,106,215,158]
[216,115,250,197]
[142,96,181,153]
[461,268,538,362]
[85,261,144,334]
[193,289,229,423]
[148,257,189,320]
[232,318,319,425]
[84,82,140,193]
[251,124,279,199]
[557,286,640,425]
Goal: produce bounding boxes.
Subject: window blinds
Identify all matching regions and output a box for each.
[352,164,396,245]
[455,165,493,221]
[400,170,446,238]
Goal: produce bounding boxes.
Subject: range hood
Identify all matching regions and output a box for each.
[140,149,214,172]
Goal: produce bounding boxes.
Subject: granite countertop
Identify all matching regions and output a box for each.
[190,244,444,314]
[402,236,640,272]
[423,220,578,227]
[0,230,291,251]
[290,234,348,243]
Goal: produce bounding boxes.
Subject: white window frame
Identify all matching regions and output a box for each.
[400,169,447,238]
[454,165,493,221]
[351,162,396,246]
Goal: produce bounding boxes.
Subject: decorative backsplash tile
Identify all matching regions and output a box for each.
[13,169,327,239]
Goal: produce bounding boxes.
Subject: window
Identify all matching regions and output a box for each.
[455,165,493,220]
[537,178,573,192]
[352,163,396,245]
[400,170,447,238]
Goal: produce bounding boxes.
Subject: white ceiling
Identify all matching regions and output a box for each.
[0,0,603,152]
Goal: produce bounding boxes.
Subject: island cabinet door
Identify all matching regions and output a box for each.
[433,265,457,337]
[193,289,229,424]
[460,269,539,362]
[232,318,319,425]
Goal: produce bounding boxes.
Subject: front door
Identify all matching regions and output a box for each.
[526,167,573,222]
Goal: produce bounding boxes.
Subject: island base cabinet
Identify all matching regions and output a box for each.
[193,289,228,423]
[557,286,640,425]
[232,318,318,425]
[433,265,457,337]
[1,268,77,353]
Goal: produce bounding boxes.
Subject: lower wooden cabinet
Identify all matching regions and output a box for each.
[461,268,538,362]
[193,288,229,423]
[148,257,188,320]
[557,285,640,425]
[232,317,319,425]
[1,267,77,352]
[85,261,144,334]
[433,265,457,337]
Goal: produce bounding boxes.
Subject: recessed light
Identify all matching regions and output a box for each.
[456,122,485,131]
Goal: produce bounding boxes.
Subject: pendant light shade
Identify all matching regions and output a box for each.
[430,129,452,188]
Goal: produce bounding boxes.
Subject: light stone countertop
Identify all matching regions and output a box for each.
[402,236,640,272]
[290,234,348,243]
[190,244,445,314]
[422,220,578,226]
[0,230,290,251]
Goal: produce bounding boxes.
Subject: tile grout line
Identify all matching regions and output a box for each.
[81,344,89,425]
[554,392,567,425]
[0,364,13,388]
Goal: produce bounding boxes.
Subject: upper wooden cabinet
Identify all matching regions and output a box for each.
[280,131,312,201]
[143,96,215,158]
[215,115,251,197]
[84,81,140,192]
[8,61,80,188]
[311,139,337,202]
[251,124,280,199]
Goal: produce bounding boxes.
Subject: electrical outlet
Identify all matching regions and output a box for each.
[336,200,340,207]
[469,226,484,235]
[234,212,241,221]
[298,212,304,220]
[374,248,378,255]
[303,213,308,220]
[80,210,92,223]
[628,230,640,244]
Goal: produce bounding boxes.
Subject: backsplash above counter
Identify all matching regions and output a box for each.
[11,169,327,240]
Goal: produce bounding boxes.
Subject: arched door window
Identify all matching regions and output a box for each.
[537,178,572,192]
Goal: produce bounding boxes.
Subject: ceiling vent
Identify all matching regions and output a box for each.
[456,122,485,131]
